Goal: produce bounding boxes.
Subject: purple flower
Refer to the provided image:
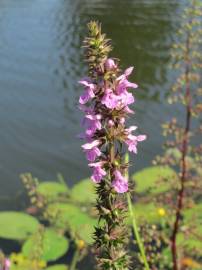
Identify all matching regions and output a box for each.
[89,162,106,183]
[84,114,102,136]
[82,140,101,161]
[125,126,138,132]
[1,258,11,270]
[77,132,92,141]
[125,132,147,154]
[116,67,138,95]
[124,66,134,76]
[79,104,94,114]
[108,120,115,127]
[79,79,96,104]
[105,58,117,70]
[119,117,125,125]
[119,91,135,106]
[79,55,146,194]
[81,111,102,137]
[101,88,119,109]
[112,170,128,193]
[117,66,134,81]
[124,106,134,114]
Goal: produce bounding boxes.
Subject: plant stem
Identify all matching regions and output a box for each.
[69,249,80,270]
[124,154,149,270]
[127,194,150,270]
[171,32,191,270]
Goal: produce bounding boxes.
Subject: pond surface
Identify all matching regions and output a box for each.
[0,0,185,201]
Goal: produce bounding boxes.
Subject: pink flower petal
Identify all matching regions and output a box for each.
[82,140,100,150]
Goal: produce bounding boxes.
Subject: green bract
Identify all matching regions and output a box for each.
[22,229,69,262]
[0,212,39,240]
[132,166,176,194]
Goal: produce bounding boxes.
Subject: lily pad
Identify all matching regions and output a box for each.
[11,265,38,270]
[46,203,96,244]
[37,182,69,199]
[172,204,202,256]
[177,233,202,256]
[45,265,68,270]
[0,212,39,240]
[132,166,176,194]
[133,203,162,224]
[183,203,202,235]
[71,178,96,204]
[22,228,69,262]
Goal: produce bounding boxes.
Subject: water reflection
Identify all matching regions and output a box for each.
[0,0,185,196]
[52,0,182,171]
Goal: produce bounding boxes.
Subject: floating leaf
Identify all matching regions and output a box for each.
[47,203,96,244]
[180,203,202,253]
[132,166,176,194]
[71,178,96,204]
[22,229,69,262]
[183,203,202,232]
[37,182,69,199]
[10,252,46,270]
[11,266,26,270]
[132,203,162,224]
[11,265,38,270]
[45,265,68,270]
[0,212,39,240]
[177,233,202,256]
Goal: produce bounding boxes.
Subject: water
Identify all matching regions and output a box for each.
[0,0,184,199]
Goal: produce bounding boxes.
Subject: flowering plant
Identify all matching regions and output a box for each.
[152,1,202,269]
[79,21,146,270]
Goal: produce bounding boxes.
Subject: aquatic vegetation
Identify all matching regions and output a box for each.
[158,1,202,269]
[0,4,201,269]
[131,1,202,269]
[0,212,39,240]
[22,227,69,262]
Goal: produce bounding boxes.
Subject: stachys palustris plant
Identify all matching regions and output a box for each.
[78,21,146,270]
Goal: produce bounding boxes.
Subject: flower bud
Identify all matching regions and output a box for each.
[105,58,117,70]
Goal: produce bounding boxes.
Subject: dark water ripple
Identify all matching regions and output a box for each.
[0,0,186,196]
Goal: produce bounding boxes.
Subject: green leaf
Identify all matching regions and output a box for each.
[46,203,96,244]
[177,233,202,256]
[132,166,176,194]
[71,178,96,204]
[183,203,202,242]
[22,229,69,262]
[45,265,68,270]
[0,212,39,240]
[184,203,202,229]
[11,266,29,270]
[162,247,172,261]
[132,203,162,224]
[37,182,69,199]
